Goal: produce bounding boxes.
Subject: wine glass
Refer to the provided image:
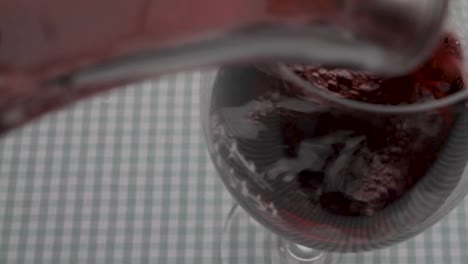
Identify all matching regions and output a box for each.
[200,0,468,263]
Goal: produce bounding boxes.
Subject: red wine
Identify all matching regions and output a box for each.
[288,33,464,104]
[207,33,466,251]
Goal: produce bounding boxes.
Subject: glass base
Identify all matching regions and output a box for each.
[219,204,342,264]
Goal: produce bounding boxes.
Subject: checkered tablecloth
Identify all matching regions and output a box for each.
[0,71,467,264]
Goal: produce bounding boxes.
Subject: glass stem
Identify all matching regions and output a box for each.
[278,239,334,264]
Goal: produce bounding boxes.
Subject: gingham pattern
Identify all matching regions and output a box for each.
[0,71,468,264]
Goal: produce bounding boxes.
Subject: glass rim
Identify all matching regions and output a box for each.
[277,63,468,114]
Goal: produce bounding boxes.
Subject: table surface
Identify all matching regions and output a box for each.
[0,71,468,264]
